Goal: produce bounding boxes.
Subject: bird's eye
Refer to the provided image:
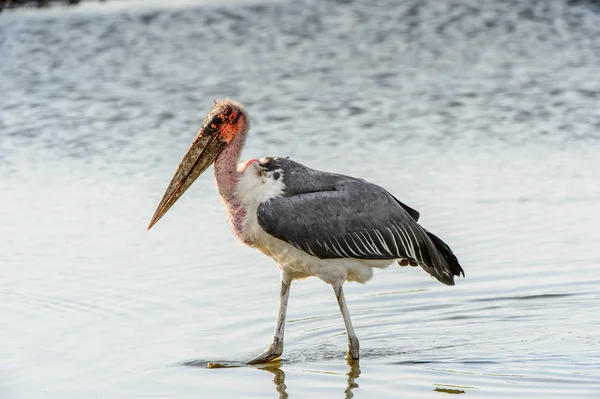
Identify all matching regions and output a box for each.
[273,172,280,180]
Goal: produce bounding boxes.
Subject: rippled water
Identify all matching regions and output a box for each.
[1,0,600,397]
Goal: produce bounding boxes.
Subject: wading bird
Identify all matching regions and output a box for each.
[148,99,464,364]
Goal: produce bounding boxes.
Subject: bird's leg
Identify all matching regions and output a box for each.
[247,276,291,364]
[332,281,360,360]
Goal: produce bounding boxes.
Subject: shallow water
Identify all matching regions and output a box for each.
[1,0,600,397]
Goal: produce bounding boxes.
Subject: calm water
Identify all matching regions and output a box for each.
[1,0,600,397]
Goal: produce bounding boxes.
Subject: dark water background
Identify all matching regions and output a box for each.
[1,0,599,397]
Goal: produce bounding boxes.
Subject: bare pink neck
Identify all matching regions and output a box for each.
[214,126,249,211]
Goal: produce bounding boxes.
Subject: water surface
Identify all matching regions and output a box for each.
[1,0,599,397]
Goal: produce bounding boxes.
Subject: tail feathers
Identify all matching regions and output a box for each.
[424,230,464,286]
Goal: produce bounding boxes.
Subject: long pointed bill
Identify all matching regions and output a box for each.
[147,129,228,230]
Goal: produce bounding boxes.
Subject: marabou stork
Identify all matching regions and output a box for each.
[148,99,464,364]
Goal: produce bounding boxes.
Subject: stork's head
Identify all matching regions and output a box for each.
[148,99,249,229]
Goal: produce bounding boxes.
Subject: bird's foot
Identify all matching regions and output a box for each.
[247,343,283,365]
[345,337,360,361]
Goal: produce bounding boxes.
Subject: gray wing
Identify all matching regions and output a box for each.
[256,158,463,285]
[257,178,428,262]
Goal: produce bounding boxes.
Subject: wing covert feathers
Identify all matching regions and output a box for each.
[255,158,464,285]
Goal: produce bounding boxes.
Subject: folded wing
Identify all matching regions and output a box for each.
[257,172,463,285]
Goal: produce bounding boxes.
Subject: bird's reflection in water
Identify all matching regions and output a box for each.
[344,360,361,399]
[259,362,288,399]
[259,360,361,399]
